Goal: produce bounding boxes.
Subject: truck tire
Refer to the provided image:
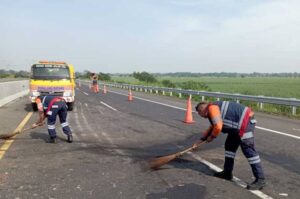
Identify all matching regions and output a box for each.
[32,103,38,111]
[67,102,74,111]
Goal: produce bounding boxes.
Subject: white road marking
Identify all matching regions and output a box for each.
[108,90,188,111]
[256,126,300,140]
[78,88,89,96]
[83,91,89,96]
[100,101,118,111]
[188,153,273,199]
[109,90,299,140]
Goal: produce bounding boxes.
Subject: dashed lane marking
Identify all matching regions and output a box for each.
[77,88,89,96]
[100,101,118,111]
[0,112,33,160]
[108,90,187,111]
[82,91,89,96]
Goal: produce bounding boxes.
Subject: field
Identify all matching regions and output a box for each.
[110,75,300,118]
[111,75,300,99]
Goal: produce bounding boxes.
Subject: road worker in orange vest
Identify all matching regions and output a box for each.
[195,101,266,190]
[90,73,99,93]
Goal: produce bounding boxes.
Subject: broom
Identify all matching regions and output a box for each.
[149,140,206,169]
[0,123,43,139]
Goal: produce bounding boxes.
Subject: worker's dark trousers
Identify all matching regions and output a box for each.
[47,101,72,138]
[223,122,265,180]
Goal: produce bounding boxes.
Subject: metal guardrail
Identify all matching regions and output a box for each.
[78,80,300,115]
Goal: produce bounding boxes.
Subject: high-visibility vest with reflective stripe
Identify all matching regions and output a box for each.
[212,101,251,135]
[37,96,65,115]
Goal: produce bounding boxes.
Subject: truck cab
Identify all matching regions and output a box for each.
[29,61,75,111]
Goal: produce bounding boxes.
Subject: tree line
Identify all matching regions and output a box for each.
[154,72,300,78]
[1,69,299,79]
[75,70,111,81]
[0,69,30,78]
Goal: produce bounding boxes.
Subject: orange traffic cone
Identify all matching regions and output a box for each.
[128,89,133,101]
[103,85,107,94]
[184,95,194,124]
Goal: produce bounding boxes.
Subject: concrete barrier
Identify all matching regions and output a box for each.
[0,80,29,107]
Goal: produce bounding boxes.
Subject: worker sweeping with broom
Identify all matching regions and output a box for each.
[32,95,73,143]
[195,101,266,190]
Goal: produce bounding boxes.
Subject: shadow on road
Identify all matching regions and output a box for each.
[24,103,33,112]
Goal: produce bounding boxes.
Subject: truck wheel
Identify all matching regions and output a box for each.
[32,103,38,111]
[67,102,74,111]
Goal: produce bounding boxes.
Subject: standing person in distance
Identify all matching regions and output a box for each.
[90,73,99,93]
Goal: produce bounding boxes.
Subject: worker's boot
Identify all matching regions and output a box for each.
[247,178,266,190]
[214,170,233,180]
[67,134,73,143]
[49,137,57,144]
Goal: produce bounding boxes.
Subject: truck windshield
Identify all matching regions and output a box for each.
[31,64,70,80]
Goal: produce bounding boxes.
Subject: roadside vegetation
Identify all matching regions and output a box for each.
[110,72,300,118]
[0,69,30,79]
[76,70,111,81]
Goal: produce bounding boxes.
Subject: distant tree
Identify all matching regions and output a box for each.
[75,72,82,79]
[132,71,157,83]
[161,79,176,88]
[83,70,92,79]
[15,70,30,78]
[98,72,111,81]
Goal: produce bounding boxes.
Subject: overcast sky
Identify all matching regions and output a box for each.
[1,0,300,73]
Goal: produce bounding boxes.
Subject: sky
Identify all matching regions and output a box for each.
[1,0,300,73]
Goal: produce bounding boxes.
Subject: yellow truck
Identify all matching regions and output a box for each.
[29,61,75,111]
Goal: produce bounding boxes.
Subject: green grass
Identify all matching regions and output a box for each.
[111,75,300,99]
[110,75,300,118]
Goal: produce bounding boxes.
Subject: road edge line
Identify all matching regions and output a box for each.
[0,112,33,160]
[188,152,273,199]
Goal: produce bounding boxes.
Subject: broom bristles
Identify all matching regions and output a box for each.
[148,141,205,169]
[0,126,34,140]
[149,153,178,169]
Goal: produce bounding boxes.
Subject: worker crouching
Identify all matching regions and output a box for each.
[195,101,266,190]
[32,95,73,143]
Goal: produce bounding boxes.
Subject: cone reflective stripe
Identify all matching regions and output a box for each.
[184,95,194,124]
[128,89,133,101]
[103,85,107,94]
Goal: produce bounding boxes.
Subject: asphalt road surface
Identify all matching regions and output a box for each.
[0,83,299,199]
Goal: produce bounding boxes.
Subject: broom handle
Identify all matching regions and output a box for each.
[178,140,206,156]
